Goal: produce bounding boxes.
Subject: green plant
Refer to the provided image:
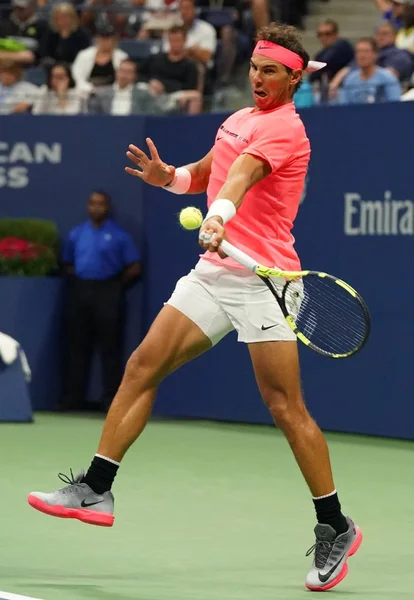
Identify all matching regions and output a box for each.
[0,218,58,249]
[0,218,59,276]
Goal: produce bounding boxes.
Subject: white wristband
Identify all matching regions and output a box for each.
[203,199,236,225]
[163,167,191,195]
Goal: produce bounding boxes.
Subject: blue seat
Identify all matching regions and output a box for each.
[24,66,46,87]
[119,39,163,62]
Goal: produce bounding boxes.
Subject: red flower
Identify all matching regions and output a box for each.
[0,237,48,261]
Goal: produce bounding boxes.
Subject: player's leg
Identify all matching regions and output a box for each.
[248,341,362,591]
[28,261,234,526]
[95,304,212,463]
[250,341,335,496]
[94,261,233,464]
[28,306,212,526]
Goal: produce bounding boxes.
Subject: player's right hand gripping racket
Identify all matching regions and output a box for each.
[200,234,371,359]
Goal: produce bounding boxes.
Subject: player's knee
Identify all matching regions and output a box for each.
[262,388,306,432]
[124,342,170,388]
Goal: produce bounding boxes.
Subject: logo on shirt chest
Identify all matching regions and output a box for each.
[216,125,249,144]
[104,234,112,241]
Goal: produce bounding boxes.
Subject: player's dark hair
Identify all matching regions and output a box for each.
[256,22,310,91]
[357,37,378,52]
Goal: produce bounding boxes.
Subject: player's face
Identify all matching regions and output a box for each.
[249,55,301,110]
[88,193,109,223]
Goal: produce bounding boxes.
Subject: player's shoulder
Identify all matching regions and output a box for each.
[255,106,306,134]
[225,106,251,121]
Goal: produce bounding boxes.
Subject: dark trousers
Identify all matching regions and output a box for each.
[62,278,124,410]
[271,0,308,27]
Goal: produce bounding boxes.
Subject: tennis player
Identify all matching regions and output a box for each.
[28,23,362,591]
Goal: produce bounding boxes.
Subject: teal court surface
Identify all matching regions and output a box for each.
[1,413,413,599]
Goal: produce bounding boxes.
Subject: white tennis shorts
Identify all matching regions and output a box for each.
[166,259,300,345]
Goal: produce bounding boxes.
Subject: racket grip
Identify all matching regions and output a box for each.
[220,240,258,273]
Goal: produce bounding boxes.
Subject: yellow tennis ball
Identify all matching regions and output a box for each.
[179,206,203,230]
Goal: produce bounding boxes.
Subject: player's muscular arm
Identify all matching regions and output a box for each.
[198,153,271,254]
[182,150,213,194]
[215,152,271,209]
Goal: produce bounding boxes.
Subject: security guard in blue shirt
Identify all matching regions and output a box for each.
[61,190,141,411]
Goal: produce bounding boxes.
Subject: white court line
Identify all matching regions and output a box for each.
[0,592,43,600]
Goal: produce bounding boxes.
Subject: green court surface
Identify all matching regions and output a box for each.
[1,414,413,600]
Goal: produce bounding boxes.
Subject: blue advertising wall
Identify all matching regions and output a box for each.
[0,103,413,438]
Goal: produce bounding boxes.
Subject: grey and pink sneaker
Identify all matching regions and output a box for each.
[305,516,363,591]
[28,469,114,527]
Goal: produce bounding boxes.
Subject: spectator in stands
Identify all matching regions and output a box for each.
[32,61,88,114]
[249,0,310,32]
[340,37,401,104]
[80,0,130,38]
[309,19,354,103]
[329,22,413,99]
[396,4,414,51]
[0,60,38,113]
[88,58,162,114]
[72,24,128,89]
[41,3,91,66]
[376,21,413,78]
[274,0,309,29]
[0,0,49,66]
[402,84,414,98]
[373,0,408,30]
[197,0,247,82]
[141,25,201,112]
[164,0,216,73]
[60,190,141,412]
[309,19,354,82]
[250,0,270,32]
[137,0,179,37]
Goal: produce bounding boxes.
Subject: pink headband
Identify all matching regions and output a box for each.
[253,40,326,73]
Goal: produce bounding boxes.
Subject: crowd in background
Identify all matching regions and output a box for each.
[0,0,413,115]
[295,0,414,107]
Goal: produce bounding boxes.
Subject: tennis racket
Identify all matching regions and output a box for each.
[199,234,371,359]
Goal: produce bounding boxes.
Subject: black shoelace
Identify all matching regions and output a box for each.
[306,540,333,569]
[58,469,77,486]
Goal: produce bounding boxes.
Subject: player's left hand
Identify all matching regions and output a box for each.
[199,218,228,258]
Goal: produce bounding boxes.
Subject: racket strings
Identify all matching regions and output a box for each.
[283,277,368,355]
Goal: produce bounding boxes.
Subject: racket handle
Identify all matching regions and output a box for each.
[220,240,259,273]
[199,232,259,273]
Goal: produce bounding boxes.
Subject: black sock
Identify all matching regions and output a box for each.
[313,492,348,535]
[82,455,119,495]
